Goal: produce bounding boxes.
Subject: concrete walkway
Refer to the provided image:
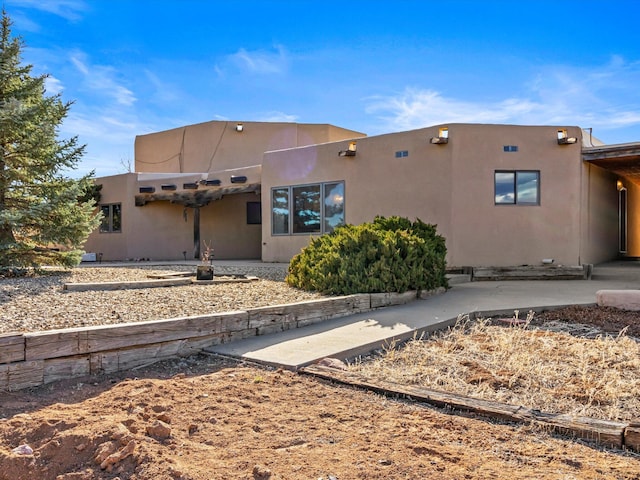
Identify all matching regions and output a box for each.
[207,261,640,369]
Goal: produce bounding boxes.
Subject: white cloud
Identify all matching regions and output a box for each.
[366,89,543,131]
[256,111,299,123]
[222,45,289,75]
[144,69,181,104]
[44,75,63,95]
[6,0,88,22]
[366,57,640,136]
[70,51,136,106]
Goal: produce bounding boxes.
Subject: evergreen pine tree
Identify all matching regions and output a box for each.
[0,10,100,268]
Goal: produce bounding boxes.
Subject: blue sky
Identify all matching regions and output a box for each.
[5,0,640,178]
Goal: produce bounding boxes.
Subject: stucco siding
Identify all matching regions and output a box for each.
[200,193,262,260]
[261,127,455,262]
[261,124,589,267]
[135,121,366,174]
[579,164,618,264]
[448,125,584,267]
[88,121,627,267]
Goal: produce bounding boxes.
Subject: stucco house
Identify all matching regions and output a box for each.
[83,120,640,269]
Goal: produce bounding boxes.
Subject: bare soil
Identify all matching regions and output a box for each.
[2,305,640,479]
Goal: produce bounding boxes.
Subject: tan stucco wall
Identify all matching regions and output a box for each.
[447,125,584,267]
[84,173,137,260]
[579,164,619,264]
[261,124,592,267]
[89,122,625,266]
[199,192,262,260]
[84,174,262,260]
[135,121,366,174]
[87,121,365,261]
[261,127,454,262]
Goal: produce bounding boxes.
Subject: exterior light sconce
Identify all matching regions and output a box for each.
[161,184,177,191]
[183,182,199,190]
[617,180,625,191]
[201,179,221,186]
[235,123,244,132]
[139,186,155,193]
[231,175,247,184]
[430,127,449,144]
[338,141,357,157]
[557,129,577,145]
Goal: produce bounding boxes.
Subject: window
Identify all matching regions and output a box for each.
[495,171,539,205]
[246,202,261,225]
[503,145,518,152]
[395,150,409,158]
[323,182,344,233]
[271,182,345,235]
[99,203,122,232]
[293,184,321,233]
[272,188,289,234]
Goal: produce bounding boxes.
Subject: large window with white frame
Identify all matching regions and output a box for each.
[271,181,345,235]
[494,170,540,205]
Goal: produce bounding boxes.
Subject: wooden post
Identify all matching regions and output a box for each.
[193,206,200,260]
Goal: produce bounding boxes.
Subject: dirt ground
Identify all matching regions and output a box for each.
[2,305,640,479]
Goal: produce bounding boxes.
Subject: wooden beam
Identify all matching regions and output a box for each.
[0,334,25,363]
[193,206,200,260]
[300,365,627,450]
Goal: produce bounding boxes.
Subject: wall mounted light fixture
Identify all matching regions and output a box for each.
[235,123,244,132]
[557,129,577,144]
[430,127,449,144]
[338,141,357,157]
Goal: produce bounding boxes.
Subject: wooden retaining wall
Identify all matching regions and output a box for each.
[472,265,590,281]
[0,291,424,391]
[301,365,640,452]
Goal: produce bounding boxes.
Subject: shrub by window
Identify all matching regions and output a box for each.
[495,171,539,205]
[286,216,448,295]
[99,203,121,233]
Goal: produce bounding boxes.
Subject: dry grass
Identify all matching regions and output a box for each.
[351,311,640,422]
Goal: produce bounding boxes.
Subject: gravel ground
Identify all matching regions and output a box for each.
[0,264,326,334]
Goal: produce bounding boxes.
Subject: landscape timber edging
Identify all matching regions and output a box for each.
[300,364,638,452]
[0,289,427,392]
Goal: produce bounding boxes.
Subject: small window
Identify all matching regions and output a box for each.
[99,203,122,233]
[503,145,518,152]
[495,171,539,205]
[395,150,409,158]
[247,202,261,225]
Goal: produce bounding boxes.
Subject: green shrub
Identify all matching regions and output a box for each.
[286,216,448,294]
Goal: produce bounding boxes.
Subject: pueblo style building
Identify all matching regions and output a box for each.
[83,120,640,269]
